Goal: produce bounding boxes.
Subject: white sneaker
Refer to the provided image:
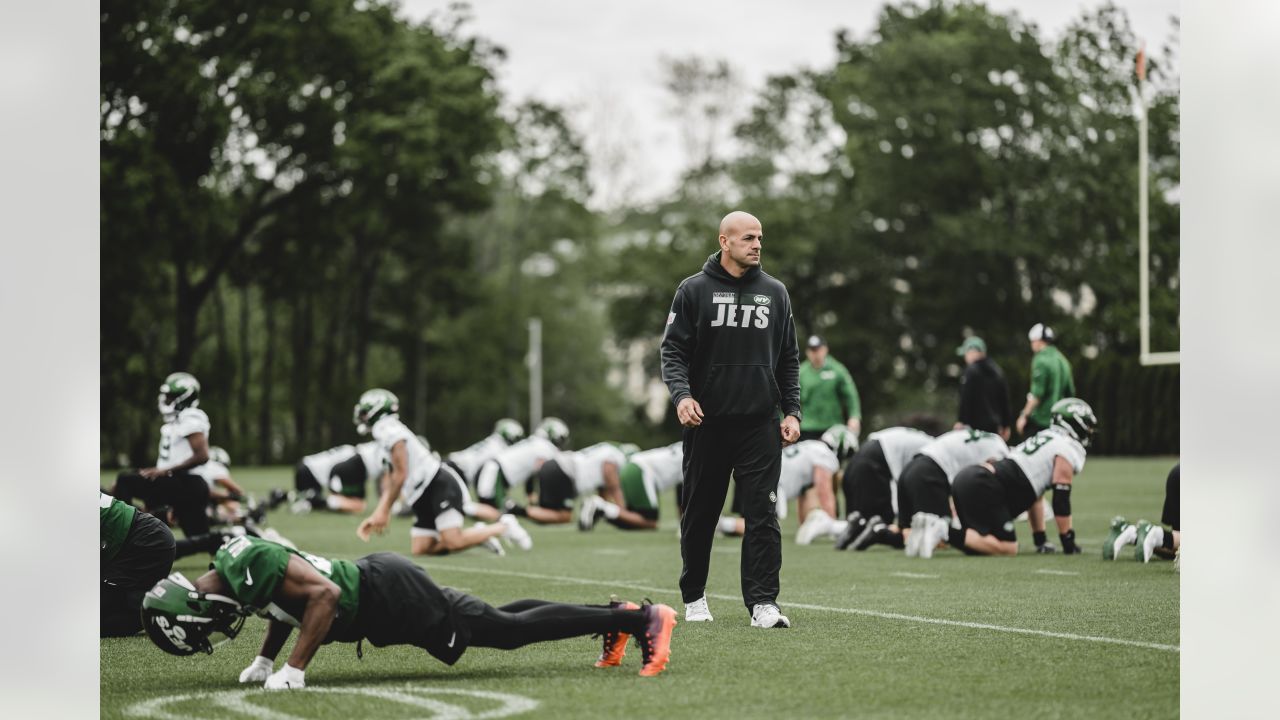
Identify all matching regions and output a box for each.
[918,514,949,559]
[750,603,791,628]
[829,519,850,540]
[684,596,713,622]
[474,522,506,556]
[577,496,603,531]
[906,513,927,557]
[796,509,834,545]
[499,514,533,550]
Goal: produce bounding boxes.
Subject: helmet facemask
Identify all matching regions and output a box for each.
[141,574,246,657]
[157,373,200,421]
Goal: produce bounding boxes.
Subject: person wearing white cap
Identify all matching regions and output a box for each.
[1016,323,1075,438]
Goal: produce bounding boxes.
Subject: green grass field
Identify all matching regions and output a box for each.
[101,457,1179,719]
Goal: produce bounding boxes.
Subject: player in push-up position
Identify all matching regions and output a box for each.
[579,441,684,531]
[917,398,1096,557]
[140,534,677,687]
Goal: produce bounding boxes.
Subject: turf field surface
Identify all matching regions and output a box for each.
[101,457,1179,719]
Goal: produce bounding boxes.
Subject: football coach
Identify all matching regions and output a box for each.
[660,210,802,629]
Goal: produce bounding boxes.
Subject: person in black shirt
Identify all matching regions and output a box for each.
[660,210,802,629]
[955,336,1012,440]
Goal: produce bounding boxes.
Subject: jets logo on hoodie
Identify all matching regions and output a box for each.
[710,292,771,329]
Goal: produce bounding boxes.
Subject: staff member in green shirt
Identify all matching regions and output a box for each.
[799,335,861,442]
[1016,323,1076,438]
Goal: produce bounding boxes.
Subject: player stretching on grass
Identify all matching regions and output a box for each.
[140,534,677,687]
[916,398,1096,557]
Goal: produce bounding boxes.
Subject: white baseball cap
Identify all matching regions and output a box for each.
[1028,323,1055,342]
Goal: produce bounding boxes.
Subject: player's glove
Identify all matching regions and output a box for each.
[1035,543,1058,554]
[1059,530,1081,555]
[238,656,274,683]
[264,664,306,690]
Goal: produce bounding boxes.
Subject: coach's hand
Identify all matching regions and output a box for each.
[677,397,704,428]
[357,510,390,541]
[780,415,800,446]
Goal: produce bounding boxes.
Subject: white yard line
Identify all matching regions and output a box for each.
[1034,569,1081,576]
[435,564,1179,653]
[890,571,940,579]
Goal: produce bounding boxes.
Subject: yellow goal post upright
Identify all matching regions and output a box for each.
[1136,43,1179,367]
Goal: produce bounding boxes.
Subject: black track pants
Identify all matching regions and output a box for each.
[678,417,782,610]
[468,599,646,650]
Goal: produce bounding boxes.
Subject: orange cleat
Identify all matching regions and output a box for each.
[636,602,677,677]
[594,597,641,668]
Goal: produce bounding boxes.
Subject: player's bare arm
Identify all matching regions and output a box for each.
[358,440,407,540]
[275,555,341,670]
[1051,455,1075,537]
[141,432,210,479]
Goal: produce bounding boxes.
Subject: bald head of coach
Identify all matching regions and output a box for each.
[659,210,802,629]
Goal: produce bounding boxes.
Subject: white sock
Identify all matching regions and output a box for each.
[599,500,621,520]
[718,516,738,534]
[325,495,344,511]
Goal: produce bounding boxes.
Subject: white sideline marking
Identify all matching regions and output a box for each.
[436,564,1179,653]
[1035,569,1081,576]
[126,686,538,720]
[593,548,628,556]
[890,571,939,579]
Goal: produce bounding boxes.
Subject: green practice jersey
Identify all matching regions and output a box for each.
[213,535,360,633]
[100,491,137,561]
[1028,346,1076,426]
[798,355,860,432]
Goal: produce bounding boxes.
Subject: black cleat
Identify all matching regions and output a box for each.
[851,516,886,551]
[834,511,866,551]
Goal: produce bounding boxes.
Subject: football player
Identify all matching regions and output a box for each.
[280,441,385,514]
[578,441,684,531]
[140,534,677,685]
[194,446,246,523]
[915,398,1096,557]
[850,428,1010,554]
[471,417,569,522]
[833,426,935,550]
[509,440,627,526]
[352,389,531,555]
[446,418,526,485]
[110,372,225,558]
[101,491,175,637]
[717,426,857,544]
[1103,462,1180,563]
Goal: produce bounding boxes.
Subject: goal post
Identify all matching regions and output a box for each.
[1136,45,1179,367]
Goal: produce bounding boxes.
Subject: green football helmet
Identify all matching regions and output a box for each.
[493,418,526,445]
[141,573,246,656]
[353,388,400,436]
[821,425,859,462]
[208,446,231,466]
[1050,397,1098,447]
[157,372,200,421]
[536,417,570,449]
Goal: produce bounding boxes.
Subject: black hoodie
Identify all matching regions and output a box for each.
[660,251,802,422]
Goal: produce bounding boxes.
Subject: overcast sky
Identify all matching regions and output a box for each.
[399,1,1179,205]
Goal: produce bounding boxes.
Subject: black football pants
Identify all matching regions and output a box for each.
[113,470,211,537]
[101,511,176,637]
[679,417,782,611]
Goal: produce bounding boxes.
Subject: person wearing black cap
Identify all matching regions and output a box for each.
[954,336,1012,440]
[798,335,862,442]
[660,210,802,629]
[1016,323,1076,438]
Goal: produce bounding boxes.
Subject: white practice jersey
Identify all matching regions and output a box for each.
[778,440,840,501]
[495,436,561,486]
[920,429,1011,483]
[302,444,357,484]
[558,442,628,495]
[867,427,934,479]
[632,442,684,494]
[447,433,509,482]
[1009,427,1087,497]
[371,416,440,505]
[193,461,230,489]
[355,441,385,482]
[157,408,211,471]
